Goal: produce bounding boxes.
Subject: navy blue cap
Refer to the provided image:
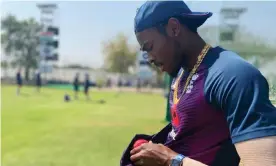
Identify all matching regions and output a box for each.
[134,1,212,33]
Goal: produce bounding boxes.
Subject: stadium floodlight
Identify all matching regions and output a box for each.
[219,7,247,43]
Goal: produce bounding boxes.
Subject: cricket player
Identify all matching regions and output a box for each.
[16,69,22,96]
[121,1,276,166]
[73,73,80,100]
[35,70,42,92]
[84,73,91,100]
[136,78,141,93]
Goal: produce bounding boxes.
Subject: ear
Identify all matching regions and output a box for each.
[166,17,181,38]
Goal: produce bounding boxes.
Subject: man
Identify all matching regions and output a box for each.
[16,69,22,96]
[106,77,112,88]
[137,77,141,93]
[118,77,123,93]
[84,73,91,100]
[122,1,276,166]
[35,70,42,92]
[73,73,80,100]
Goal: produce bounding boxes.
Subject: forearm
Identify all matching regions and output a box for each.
[235,136,276,166]
[179,136,276,166]
[181,157,208,166]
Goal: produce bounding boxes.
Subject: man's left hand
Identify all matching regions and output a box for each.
[130,141,178,166]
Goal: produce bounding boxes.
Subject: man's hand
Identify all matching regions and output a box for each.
[130,141,178,166]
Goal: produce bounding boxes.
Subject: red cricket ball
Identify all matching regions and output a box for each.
[133,139,148,149]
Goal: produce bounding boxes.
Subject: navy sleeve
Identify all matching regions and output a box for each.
[205,51,276,144]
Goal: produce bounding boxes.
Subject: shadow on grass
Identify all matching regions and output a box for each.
[69,99,107,105]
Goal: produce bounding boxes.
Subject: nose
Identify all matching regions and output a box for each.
[149,59,155,66]
[144,52,162,67]
[149,59,162,67]
[144,52,154,63]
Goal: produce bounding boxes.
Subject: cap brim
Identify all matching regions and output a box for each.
[179,12,212,28]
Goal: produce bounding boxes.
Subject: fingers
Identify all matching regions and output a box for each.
[131,141,156,155]
[130,145,143,155]
[130,142,155,164]
[130,151,143,162]
[134,160,144,166]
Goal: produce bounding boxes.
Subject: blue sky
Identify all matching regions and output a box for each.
[1,1,275,68]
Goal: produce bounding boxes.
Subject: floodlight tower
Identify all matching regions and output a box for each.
[219,7,247,43]
[37,3,59,81]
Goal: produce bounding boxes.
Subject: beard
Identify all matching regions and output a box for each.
[168,65,181,78]
[169,50,183,77]
[165,40,184,78]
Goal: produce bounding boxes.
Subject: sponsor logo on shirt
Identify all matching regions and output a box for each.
[186,73,199,94]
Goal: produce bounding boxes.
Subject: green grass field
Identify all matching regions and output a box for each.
[2,85,167,166]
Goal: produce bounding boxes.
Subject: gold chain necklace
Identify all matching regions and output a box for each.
[173,44,211,104]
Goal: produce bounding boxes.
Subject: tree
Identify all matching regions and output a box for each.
[1,60,9,78]
[199,25,276,62]
[1,15,42,81]
[102,33,137,74]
